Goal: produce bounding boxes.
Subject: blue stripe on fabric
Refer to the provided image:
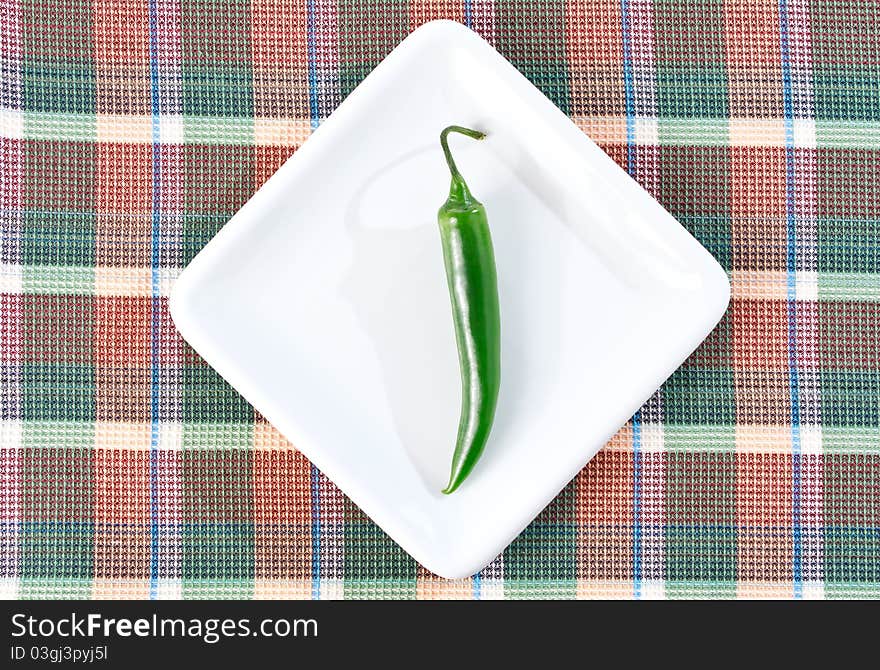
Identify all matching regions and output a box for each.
[620,0,641,599]
[310,465,321,599]
[307,0,320,130]
[147,0,161,601]
[620,0,636,175]
[473,571,481,599]
[632,412,643,598]
[464,0,474,29]
[306,0,321,600]
[779,0,803,598]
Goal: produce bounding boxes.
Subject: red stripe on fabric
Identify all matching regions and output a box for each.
[94,0,150,63]
[0,294,22,366]
[94,448,152,579]
[253,443,313,580]
[96,297,151,366]
[736,451,794,582]
[255,145,297,190]
[733,298,792,371]
[818,302,880,371]
[731,147,787,273]
[22,141,96,212]
[21,294,96,365]
[576,430,635,580]
[409,1,464,28]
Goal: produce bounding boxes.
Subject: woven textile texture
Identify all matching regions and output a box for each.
[1,0,878,600]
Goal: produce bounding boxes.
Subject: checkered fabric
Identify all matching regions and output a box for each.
[1,0,878,599]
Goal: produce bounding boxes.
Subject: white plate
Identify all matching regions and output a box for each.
[170,20,730,579]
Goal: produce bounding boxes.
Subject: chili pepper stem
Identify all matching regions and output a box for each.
[440,126,486,203]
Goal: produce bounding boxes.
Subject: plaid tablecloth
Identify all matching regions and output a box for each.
[1,0,878,599]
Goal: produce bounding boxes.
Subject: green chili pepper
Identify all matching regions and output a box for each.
[437,125,501,495]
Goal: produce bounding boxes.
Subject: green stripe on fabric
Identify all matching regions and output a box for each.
[344,499,417,598]
[818,273,880,301]
[19,444,94,584]
[12,112,880,149]
[665,452,736,583]
[823,528,880,585]
[819,371,880,427]
[813,67,880,122]
[821,426,880,453]
[664,581,737,599]
[22,266,95,295]
[503,580,579,599]
[182,67,254,118]
[815,120,880,148]
[823,453,880,585]
[20,364,96,422]
[664,425,736,452]
[181,1,254,120]
[343,578,417,600]
[18,578,94,599]
[22,421,94,448]
[504,484,577,597]
[182,423,254,449]
[182,116,255,145]
[825,584,880,599]
[22,210,95,267]
[22,68,95,115]
[654,1,728,119]
[23,112,97,141]
[809,0,879,119]
[677,216,731,272]
[179,580,254,600]
[336,0,410,99]
[663,369,736,425]
[182,448,255,592]
[181,366,255,423]
[658,118,730,146]
[22,0,95,116]
[495,1,570,113]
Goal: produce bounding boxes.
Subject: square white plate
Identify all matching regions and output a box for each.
[170,20,730,579]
